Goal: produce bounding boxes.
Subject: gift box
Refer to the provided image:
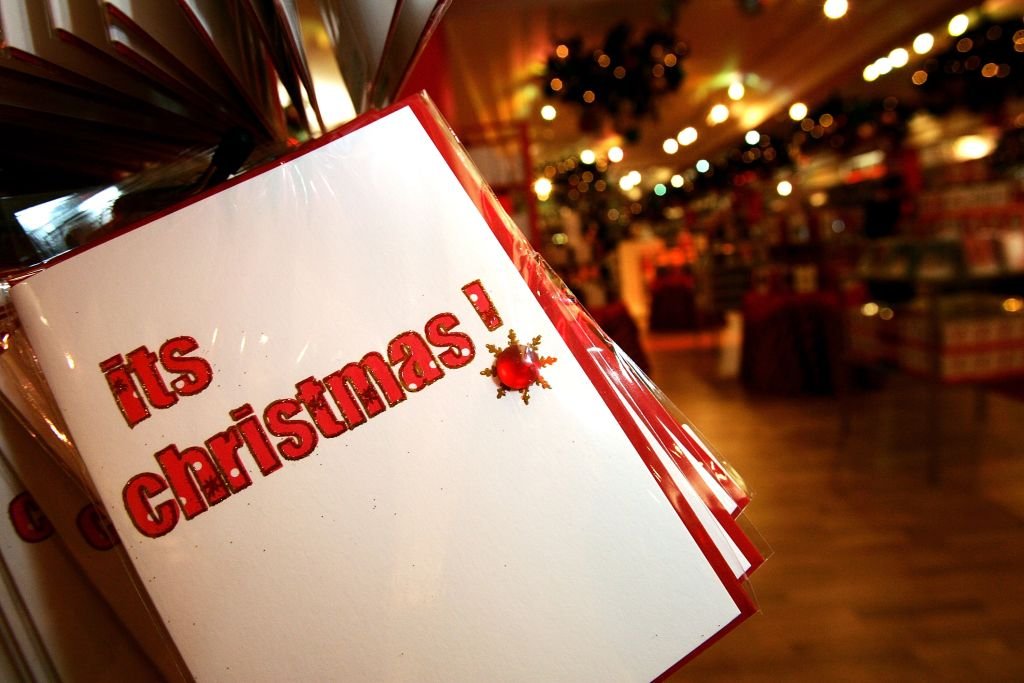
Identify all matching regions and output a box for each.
[896,295,1024,382]
[4,95,759,681]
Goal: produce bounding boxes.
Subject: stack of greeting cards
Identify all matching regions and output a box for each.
[0,0,447,232]
[0,94,764,681]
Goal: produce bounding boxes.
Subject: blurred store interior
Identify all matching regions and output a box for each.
[402,1,1024,680]
[3,0,1024,680]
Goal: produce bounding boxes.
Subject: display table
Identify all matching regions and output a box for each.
[740,291,842,394]
[648,273,699,332]
[839,284,1024,482]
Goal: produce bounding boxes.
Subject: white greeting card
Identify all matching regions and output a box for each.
[0,401,185,680]
[0,454,160,681]
[12,99,753,681]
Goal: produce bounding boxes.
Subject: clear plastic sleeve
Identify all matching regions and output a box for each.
[1,93,762,681]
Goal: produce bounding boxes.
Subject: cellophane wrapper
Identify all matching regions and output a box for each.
[0,93,762,682]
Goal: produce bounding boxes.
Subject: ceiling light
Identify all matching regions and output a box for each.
[889,48,909,68]
[707,104,730,125]
[913,32,934,54]
[948,14,969,37]
[823,0,848,20]
[677,127,698,145]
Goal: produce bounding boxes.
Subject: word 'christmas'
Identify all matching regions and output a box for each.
[118,312,476,538]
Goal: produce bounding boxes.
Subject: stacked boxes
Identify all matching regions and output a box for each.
[896,295,1024,381]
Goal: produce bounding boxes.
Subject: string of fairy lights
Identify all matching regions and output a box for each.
[533,1,850,204]
[533,3,1020,229]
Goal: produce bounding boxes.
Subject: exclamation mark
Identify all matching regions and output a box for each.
[462,280,503,331]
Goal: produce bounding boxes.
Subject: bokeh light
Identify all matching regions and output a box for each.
[948,13,969,37]
[533,178,553,200]
[913,32,934,54]
[677,127,698,145]
[823,0,848,20]
[708,104,730,125]
[889,48,909,68]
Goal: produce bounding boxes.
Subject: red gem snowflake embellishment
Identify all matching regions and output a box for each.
[480,330,557,404]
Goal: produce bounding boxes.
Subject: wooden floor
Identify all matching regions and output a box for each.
[652,341,1024,682]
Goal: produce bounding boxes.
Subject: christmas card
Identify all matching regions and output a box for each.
[0,401,186,680]
[11,95,756,681]
[0,447,161,681]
